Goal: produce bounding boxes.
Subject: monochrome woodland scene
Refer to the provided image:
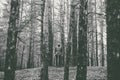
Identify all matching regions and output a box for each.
[0,0,120,80]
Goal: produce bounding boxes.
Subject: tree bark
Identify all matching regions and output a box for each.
[40,0,48,80]
[101,20,104,66]
[64,0,76,80]
[4,0,20,80]
[95,0,98,66]
[60,0,65,66]
[76,0,88,80]
[107,0,120,80]
[27,0,35,68]
[100,0,104,67]
[20,45,25,69]
[71,2,77,66]
[47,0,53,66]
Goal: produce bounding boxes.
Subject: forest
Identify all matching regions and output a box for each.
[0,0,120,80]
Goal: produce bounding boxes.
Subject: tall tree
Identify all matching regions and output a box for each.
[27,0,35,68]
[76,0,88,80]
[100,20,104,66]
[19,0,24,69]
[40,0,48,80]
[95,0,98,66]
[99,0,105,66]
[4,0,20,80]
[71,0,78,66]
[64,0,76,79]
[47,0,53,66]
[60,0,65,66]
[66,0,70,34]
[63,16,71,80]
[87,0,95,66]
[107,0,120,80]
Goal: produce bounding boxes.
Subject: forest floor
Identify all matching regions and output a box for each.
[0,67,107,80]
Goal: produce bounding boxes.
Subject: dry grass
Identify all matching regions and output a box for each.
[0,67,107,80]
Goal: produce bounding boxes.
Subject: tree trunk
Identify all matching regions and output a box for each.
[27,0,35,68]
[95,0,98,66]
[4,0,20,80]
[20,45,25,69]
[71,3,77,66]
[63,25,71,80]
[47,0,53,66]
[76,0,88,80]
[100,0,104,67]
[60,0,65,66]
[101,22,104,66]
[91,25,94,66]
[107,0,120,80]
[40,0,48,80]
[64,0,76,80]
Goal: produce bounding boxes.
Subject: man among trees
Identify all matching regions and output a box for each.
[54,44,63,67]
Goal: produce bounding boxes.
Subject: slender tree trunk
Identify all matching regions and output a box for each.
[48,0,53,66]
[64,0,76,79]
[40,0,48,80]
[87,1,90,66]
[101,22,104,66]
[63,23,72,80]
[91,14,94,66]
[19,0,23,28]
[52,0,55,66]
[95,0,98,66]
[101,21,104,66]
[27,0,35,68]
[16,0,23,69]
[27,32,33,68]
[27,37,31,68]
[88,3,94,66]
[71,4,77,66]
[100,0,104,67]
[66,0,70,35]
[87,37,89,66]
[61,26,65,66]
[76,0,88,80]
[107,0,120,80]
[20,45,25,69]
[4,0,20,80]
[60,0,65,66]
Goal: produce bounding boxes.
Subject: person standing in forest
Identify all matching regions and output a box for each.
[54,44,63,67]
